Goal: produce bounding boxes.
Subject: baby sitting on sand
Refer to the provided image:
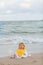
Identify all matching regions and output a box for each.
[10,42,28,58]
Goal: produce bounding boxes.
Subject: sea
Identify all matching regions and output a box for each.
[0,20,43,57]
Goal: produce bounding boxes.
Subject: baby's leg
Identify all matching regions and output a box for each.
[10,54,16,59]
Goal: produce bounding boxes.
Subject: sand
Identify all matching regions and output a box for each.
[0,53,43,65]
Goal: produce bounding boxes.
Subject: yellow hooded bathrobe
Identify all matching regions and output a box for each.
[16,43,26,57]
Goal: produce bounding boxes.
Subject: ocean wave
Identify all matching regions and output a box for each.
[0,20,43,35]
[0,35,43,45]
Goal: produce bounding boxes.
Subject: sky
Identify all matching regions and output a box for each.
[0,0,43,21]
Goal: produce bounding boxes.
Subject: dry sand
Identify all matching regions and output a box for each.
[0,53,43,65]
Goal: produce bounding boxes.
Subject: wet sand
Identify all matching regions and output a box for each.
[0,53,43,65]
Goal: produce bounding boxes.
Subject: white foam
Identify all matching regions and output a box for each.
[0,35,43,44]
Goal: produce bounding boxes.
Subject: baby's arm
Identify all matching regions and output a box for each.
[22,51,28,57]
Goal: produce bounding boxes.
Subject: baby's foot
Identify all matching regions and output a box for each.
[10,56,15,59]
[21,57,24,59]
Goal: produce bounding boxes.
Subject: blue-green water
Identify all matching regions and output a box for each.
[0,20,43,57]
[0,20,43,35]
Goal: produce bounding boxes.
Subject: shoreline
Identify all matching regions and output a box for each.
[0,51,43,58]
[0,52,43,65]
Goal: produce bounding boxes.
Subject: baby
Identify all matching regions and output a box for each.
[10,42,28,59]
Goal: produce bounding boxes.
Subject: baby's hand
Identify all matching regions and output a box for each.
[24,53,26,55]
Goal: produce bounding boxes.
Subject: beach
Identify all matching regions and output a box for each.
[0,21,43,65]
[0,53,43,65]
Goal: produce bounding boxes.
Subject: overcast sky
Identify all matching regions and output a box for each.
[0,0,43,21]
